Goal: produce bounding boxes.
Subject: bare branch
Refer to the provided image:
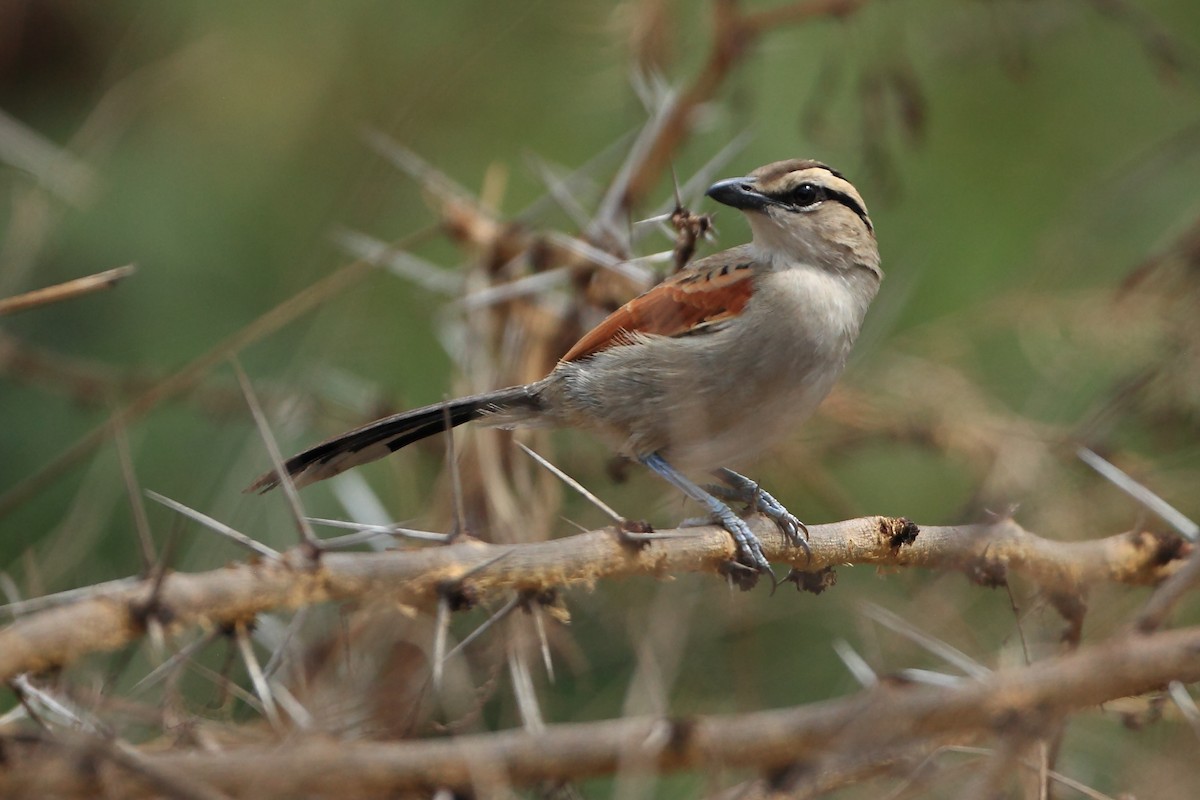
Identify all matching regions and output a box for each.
[4,624,1199,797]
[0,516,1182,682]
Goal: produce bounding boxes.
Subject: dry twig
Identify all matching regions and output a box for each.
[0,265,136,316]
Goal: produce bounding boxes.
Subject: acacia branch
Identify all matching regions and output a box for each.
[4,624,1199,797]
[0,516,1184,681]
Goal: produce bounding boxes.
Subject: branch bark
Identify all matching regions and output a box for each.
[0,516,1183,681]
[4,624,1198,797]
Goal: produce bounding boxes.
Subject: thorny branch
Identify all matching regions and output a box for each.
[0,515,1184,681]
[4,623,1200,797]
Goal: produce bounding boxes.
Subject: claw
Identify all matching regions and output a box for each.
[712,468,811,562]
[719,513,772,574]
[767,510,811,564]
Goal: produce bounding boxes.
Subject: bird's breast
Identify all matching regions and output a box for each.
[738,264,873,374]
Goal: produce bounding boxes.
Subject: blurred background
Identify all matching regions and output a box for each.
[2,0,1200,796]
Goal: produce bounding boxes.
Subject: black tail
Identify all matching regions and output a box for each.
[247,385,540,493]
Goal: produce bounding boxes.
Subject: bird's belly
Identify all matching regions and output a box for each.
[659,344,840,470]
[548,324,845,472]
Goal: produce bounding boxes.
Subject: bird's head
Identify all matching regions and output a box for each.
[706,159,879,276]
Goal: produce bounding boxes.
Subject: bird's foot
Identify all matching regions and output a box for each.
[711,468,811,561]
[708,503,774,577]
[638,453,774,588]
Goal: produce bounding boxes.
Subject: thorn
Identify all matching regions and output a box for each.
[232,358,320,558]
[533,605,555,684]
[455,266,572,310]
[514,127,638,222]
[1168,681,1200,740]
[112,411,155,574]
[508,650,545,733]
[671,162,683,211]
[861,602,990,679]
[0,572,22,606]
[235,622,283,731]
[717,558,761,591]
[832,640,878,687]
[133,515,182,631]
[362,130,474,203]
[617,520,705,545]
[460,547,516,581]
[145,490,281,561]
[441,594,521,668]
[268,679,313,730]
[516,442,626,526]
[262,606,309,681]
[130,632,218,696]
[331,228,460,294]
[590,91,678,245]
[520,151,596,228]
[1077,446,1198,541]
[304,517,450,546]
[651,130,753,218]
[10,675,106,733]
[432,594,451,691]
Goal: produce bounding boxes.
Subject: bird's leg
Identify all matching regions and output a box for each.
[639,453,772,575]
[711,467,810,559]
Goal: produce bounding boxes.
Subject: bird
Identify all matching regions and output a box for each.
[249,159,882,580]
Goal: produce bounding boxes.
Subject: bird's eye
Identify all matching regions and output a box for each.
[788,183,823,207]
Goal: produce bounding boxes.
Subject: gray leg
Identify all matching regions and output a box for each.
[712,467,810,559]
[639,453,772,574]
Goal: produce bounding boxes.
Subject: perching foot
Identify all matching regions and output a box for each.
[711,467,810,561]
[638,453,774,578]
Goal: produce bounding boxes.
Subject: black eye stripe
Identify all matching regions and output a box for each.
[767,184,873,231]
[825,189,872,229]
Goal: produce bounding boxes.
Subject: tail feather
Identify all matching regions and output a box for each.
[246,385,540,493]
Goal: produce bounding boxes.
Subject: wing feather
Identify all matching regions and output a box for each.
[562,259,755,362]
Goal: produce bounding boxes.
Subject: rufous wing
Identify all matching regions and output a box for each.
[561,261,755,362]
